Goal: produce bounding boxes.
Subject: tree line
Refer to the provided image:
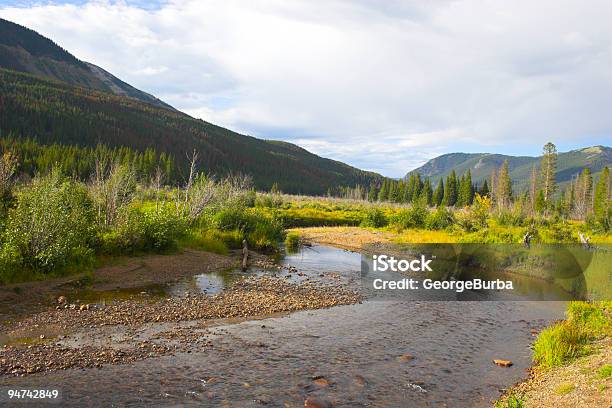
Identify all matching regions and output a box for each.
[338,142,610,229]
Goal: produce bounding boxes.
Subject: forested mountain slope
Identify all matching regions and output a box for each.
[0,69,382,193]
[0,18,383,194]
[406,147,611,191]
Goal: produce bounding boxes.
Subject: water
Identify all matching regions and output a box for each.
[0,245,566,407]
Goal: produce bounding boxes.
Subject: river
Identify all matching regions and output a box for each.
[0,245,566,407]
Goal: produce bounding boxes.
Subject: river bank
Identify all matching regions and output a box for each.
[0,247,360,377]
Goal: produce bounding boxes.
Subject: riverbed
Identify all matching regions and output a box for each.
[0,245,565,407]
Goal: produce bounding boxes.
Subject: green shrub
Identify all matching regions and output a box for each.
[361,208,388,228]
[179,229,228,255]
[494,209,526,227]
[425,207,454,230]
[5,172,96,272]
[566,301,611,336]
[103,206,186,253]
[532,320,589,367]
[285,232,301,251]
[247,216,284,250]
[389,207,426,229]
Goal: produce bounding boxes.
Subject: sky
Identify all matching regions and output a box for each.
[1,0,611,177]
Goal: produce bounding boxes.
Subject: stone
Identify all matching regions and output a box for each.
[493,359,513,367]
[304,397,332,408]
[398,353,415,362]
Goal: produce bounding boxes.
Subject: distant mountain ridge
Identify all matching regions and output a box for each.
[406,146,612,191]
[0,18,383,194]
[0,18,172,109]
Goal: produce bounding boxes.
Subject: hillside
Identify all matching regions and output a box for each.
[0,18,383,194]
[0,68,381,194]
[406,146,612,191]
[0,18,172,110]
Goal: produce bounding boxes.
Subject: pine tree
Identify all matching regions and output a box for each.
[433,178,444,207]
[490,169,497,204]
[457,174,466,206]
[540,142,557,203]
[443,170,458,206]
[496,160,512,209]
[479,179,489,197]
[419,178,433,206]
[378,179,389,201]
[412,174,423,203]
[405,175,416,203]
[458,169,473,206]
[368,184,379,202]
[529,164,538,213]
[593,167,610,229]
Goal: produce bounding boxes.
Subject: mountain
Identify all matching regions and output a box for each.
[0,18,383,194]
[406,146,612,191]
[0,18,172,110]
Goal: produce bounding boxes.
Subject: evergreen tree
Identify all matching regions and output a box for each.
[389,181,399,202]
[368,184,379,202]
[412,174,423,203]
[479,179,489,197]
[490,169,497,204]
[496,160,512,209]
[457,174,466,207]
[443,170,458,206]
[378,179,389,202]
[433,178,444,207]
[529,164,538,213]
[540,142,557,203]
[419,178,433,206]
[593,167,610,230]
[405,175,415,203]
[458,169,473,206]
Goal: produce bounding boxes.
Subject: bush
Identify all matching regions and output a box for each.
[493,208,526,227]
[103,206,186,253]
[425,207,455,230]
[211,208,283,250]
[566,301,611,336]
[179,229,228,255]
[4,172,96,272]
[247,216,284,250]
[361,208,388,228]
[285,232,301,251]
[389,206,426,229]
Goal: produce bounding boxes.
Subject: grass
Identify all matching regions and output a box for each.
[554,382,575,395]
[532,301,611,368]
[597,364,612,379]
[494,393,525,408]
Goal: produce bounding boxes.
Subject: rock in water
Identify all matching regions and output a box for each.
[304,397,332,408]
[398,353,415,362]
[493,359,513,367]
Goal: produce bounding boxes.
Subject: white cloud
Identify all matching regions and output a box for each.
[1,0,611,176]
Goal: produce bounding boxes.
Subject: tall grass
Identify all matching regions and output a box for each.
[532,301,611,368]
